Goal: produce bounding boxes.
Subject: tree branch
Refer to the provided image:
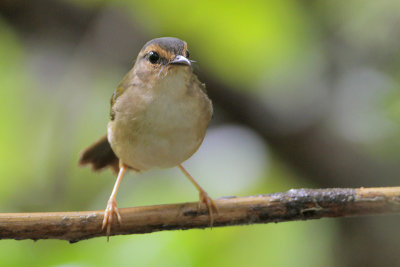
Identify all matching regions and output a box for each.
[0,187,399,243]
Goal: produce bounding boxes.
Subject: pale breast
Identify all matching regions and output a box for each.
[108,68,212,171]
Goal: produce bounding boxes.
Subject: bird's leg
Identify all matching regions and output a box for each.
[102,163,127,240]
[178,164,218,226]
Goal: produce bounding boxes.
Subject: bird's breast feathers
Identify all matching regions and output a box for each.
[107,69,212,170]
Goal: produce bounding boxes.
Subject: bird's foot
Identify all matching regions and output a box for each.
[198,190,218,227]
[102,198,122,240]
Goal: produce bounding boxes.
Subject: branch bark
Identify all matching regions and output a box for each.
[0,187,399,243]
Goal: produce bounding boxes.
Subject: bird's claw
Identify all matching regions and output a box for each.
[102,199,122,240]
[198,190,218,227]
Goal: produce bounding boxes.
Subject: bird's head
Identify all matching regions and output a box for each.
[133,37,192,80]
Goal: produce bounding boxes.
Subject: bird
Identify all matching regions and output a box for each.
[78,37,217,238]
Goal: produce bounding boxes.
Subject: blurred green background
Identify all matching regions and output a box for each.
[1,0,400,266]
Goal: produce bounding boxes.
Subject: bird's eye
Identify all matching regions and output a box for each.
[148,51,160,64]
[186,50,190,58]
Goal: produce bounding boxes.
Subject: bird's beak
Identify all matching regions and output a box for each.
[170,55,191,66]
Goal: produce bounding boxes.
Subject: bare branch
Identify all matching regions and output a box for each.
[0,187,399,243]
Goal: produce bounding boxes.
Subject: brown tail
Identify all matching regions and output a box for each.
[78,135,119,174]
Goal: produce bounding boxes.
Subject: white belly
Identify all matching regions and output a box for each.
[107,70,212,171]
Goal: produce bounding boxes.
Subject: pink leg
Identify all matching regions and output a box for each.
[102,163,127,240]
[178,164,218,226]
